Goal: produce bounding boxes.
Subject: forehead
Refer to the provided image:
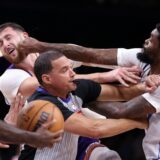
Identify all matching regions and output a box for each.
[52,56,72,68]
[151,28,159,37]
[0,27,18,38]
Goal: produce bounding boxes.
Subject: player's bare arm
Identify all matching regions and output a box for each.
[64,112,147,138]
[18,37,118,65]
[97,74,160,101]
[0,120,63,148]
[88,96,155,119]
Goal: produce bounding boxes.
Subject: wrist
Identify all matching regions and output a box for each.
[136,83,146,93]
[23,131,36,145]
[98,72,113,83]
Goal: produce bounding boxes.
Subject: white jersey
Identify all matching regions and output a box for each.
[0,68,31,105]
[118,48,160,159]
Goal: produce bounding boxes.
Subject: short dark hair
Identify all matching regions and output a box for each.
[34,50,64,85]
[0,22,26,33]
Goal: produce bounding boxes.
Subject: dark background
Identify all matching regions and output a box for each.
[1,0,160,48]
[1,0,160,159]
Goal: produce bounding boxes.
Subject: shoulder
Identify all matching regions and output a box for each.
[73,79,101,103]
[29,91,59,104]
[0,68,31,81]
[0,69,31,105]
[118,48,142,54]
[117,48,143,67]
[74,79,100,92]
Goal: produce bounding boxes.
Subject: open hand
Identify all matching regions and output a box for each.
[29,121,63,148]
[4,93,26,126]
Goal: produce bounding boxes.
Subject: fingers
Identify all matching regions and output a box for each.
[115,66,141,86]
[41,121,64,139]
[51,130,64,138]
[11,93,25,113]
[0,143,10,148]
[145,86,157,93]
[33,128,63,148]
[16,93,25,112]
[4,93,26,125]
[126,65,142,73]
[116,76,129,87]
[42,120,56,128]
[37,130,63,148]
[145,74,160,92]
[121,68,141,81]
[121,72,140,84]
[49,130,63,146]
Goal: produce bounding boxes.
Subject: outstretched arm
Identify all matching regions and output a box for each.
[97,74,160,101]
[88,96,155,119]
[89,74,160,118]
[18,37,118,65]
[75,66,141,86]
[0,120,63,148]
[64,112,147,138]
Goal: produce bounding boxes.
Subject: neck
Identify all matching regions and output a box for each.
[150,63,160,74]
[44,86,68,99]
[14,54,38,75]
[150,55,160,74]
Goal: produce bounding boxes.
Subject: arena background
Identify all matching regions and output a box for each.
[0,0,160,159]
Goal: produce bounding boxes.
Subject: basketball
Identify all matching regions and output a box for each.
[17,100,64,133]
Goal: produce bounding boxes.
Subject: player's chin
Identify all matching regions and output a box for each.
[11,55,22,64]
[70,82,77,91]
[7,57,17,64]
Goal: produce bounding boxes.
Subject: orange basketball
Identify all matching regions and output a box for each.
[17,100,64,133]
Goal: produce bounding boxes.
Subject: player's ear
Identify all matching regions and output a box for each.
[42,74,52,85]
[23,32,29,38]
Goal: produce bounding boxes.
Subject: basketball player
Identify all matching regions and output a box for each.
[18,50,150,160]
[17,23,160,160]
[0,23,146,160]
[1,22,160,159]
[0,22,147,160]
[0,22,141,124]
[0,23,159,159]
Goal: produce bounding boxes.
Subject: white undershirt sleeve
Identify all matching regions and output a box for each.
[0,69,31,105]
[142,87,160,113]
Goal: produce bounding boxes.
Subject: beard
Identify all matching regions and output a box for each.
[137,48,154,64]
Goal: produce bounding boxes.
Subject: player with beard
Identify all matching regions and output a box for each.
[0,22,154,160]
[17,23,160,160]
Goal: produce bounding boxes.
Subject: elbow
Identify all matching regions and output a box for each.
[87,126,114,139]
[87,128,103,139]
[86,122,109,138]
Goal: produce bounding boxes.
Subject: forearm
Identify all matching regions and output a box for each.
[89,96,156,119]
[94,118,147,138]
[38,42,118,65]
[117,83,146,101]
[75,73,111,83]
[0,121,34,144]
[97,83,146,102]
[65,113,146,139]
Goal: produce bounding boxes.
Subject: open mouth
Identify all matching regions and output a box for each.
[72,80,79,85]
[7,48,15,55]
